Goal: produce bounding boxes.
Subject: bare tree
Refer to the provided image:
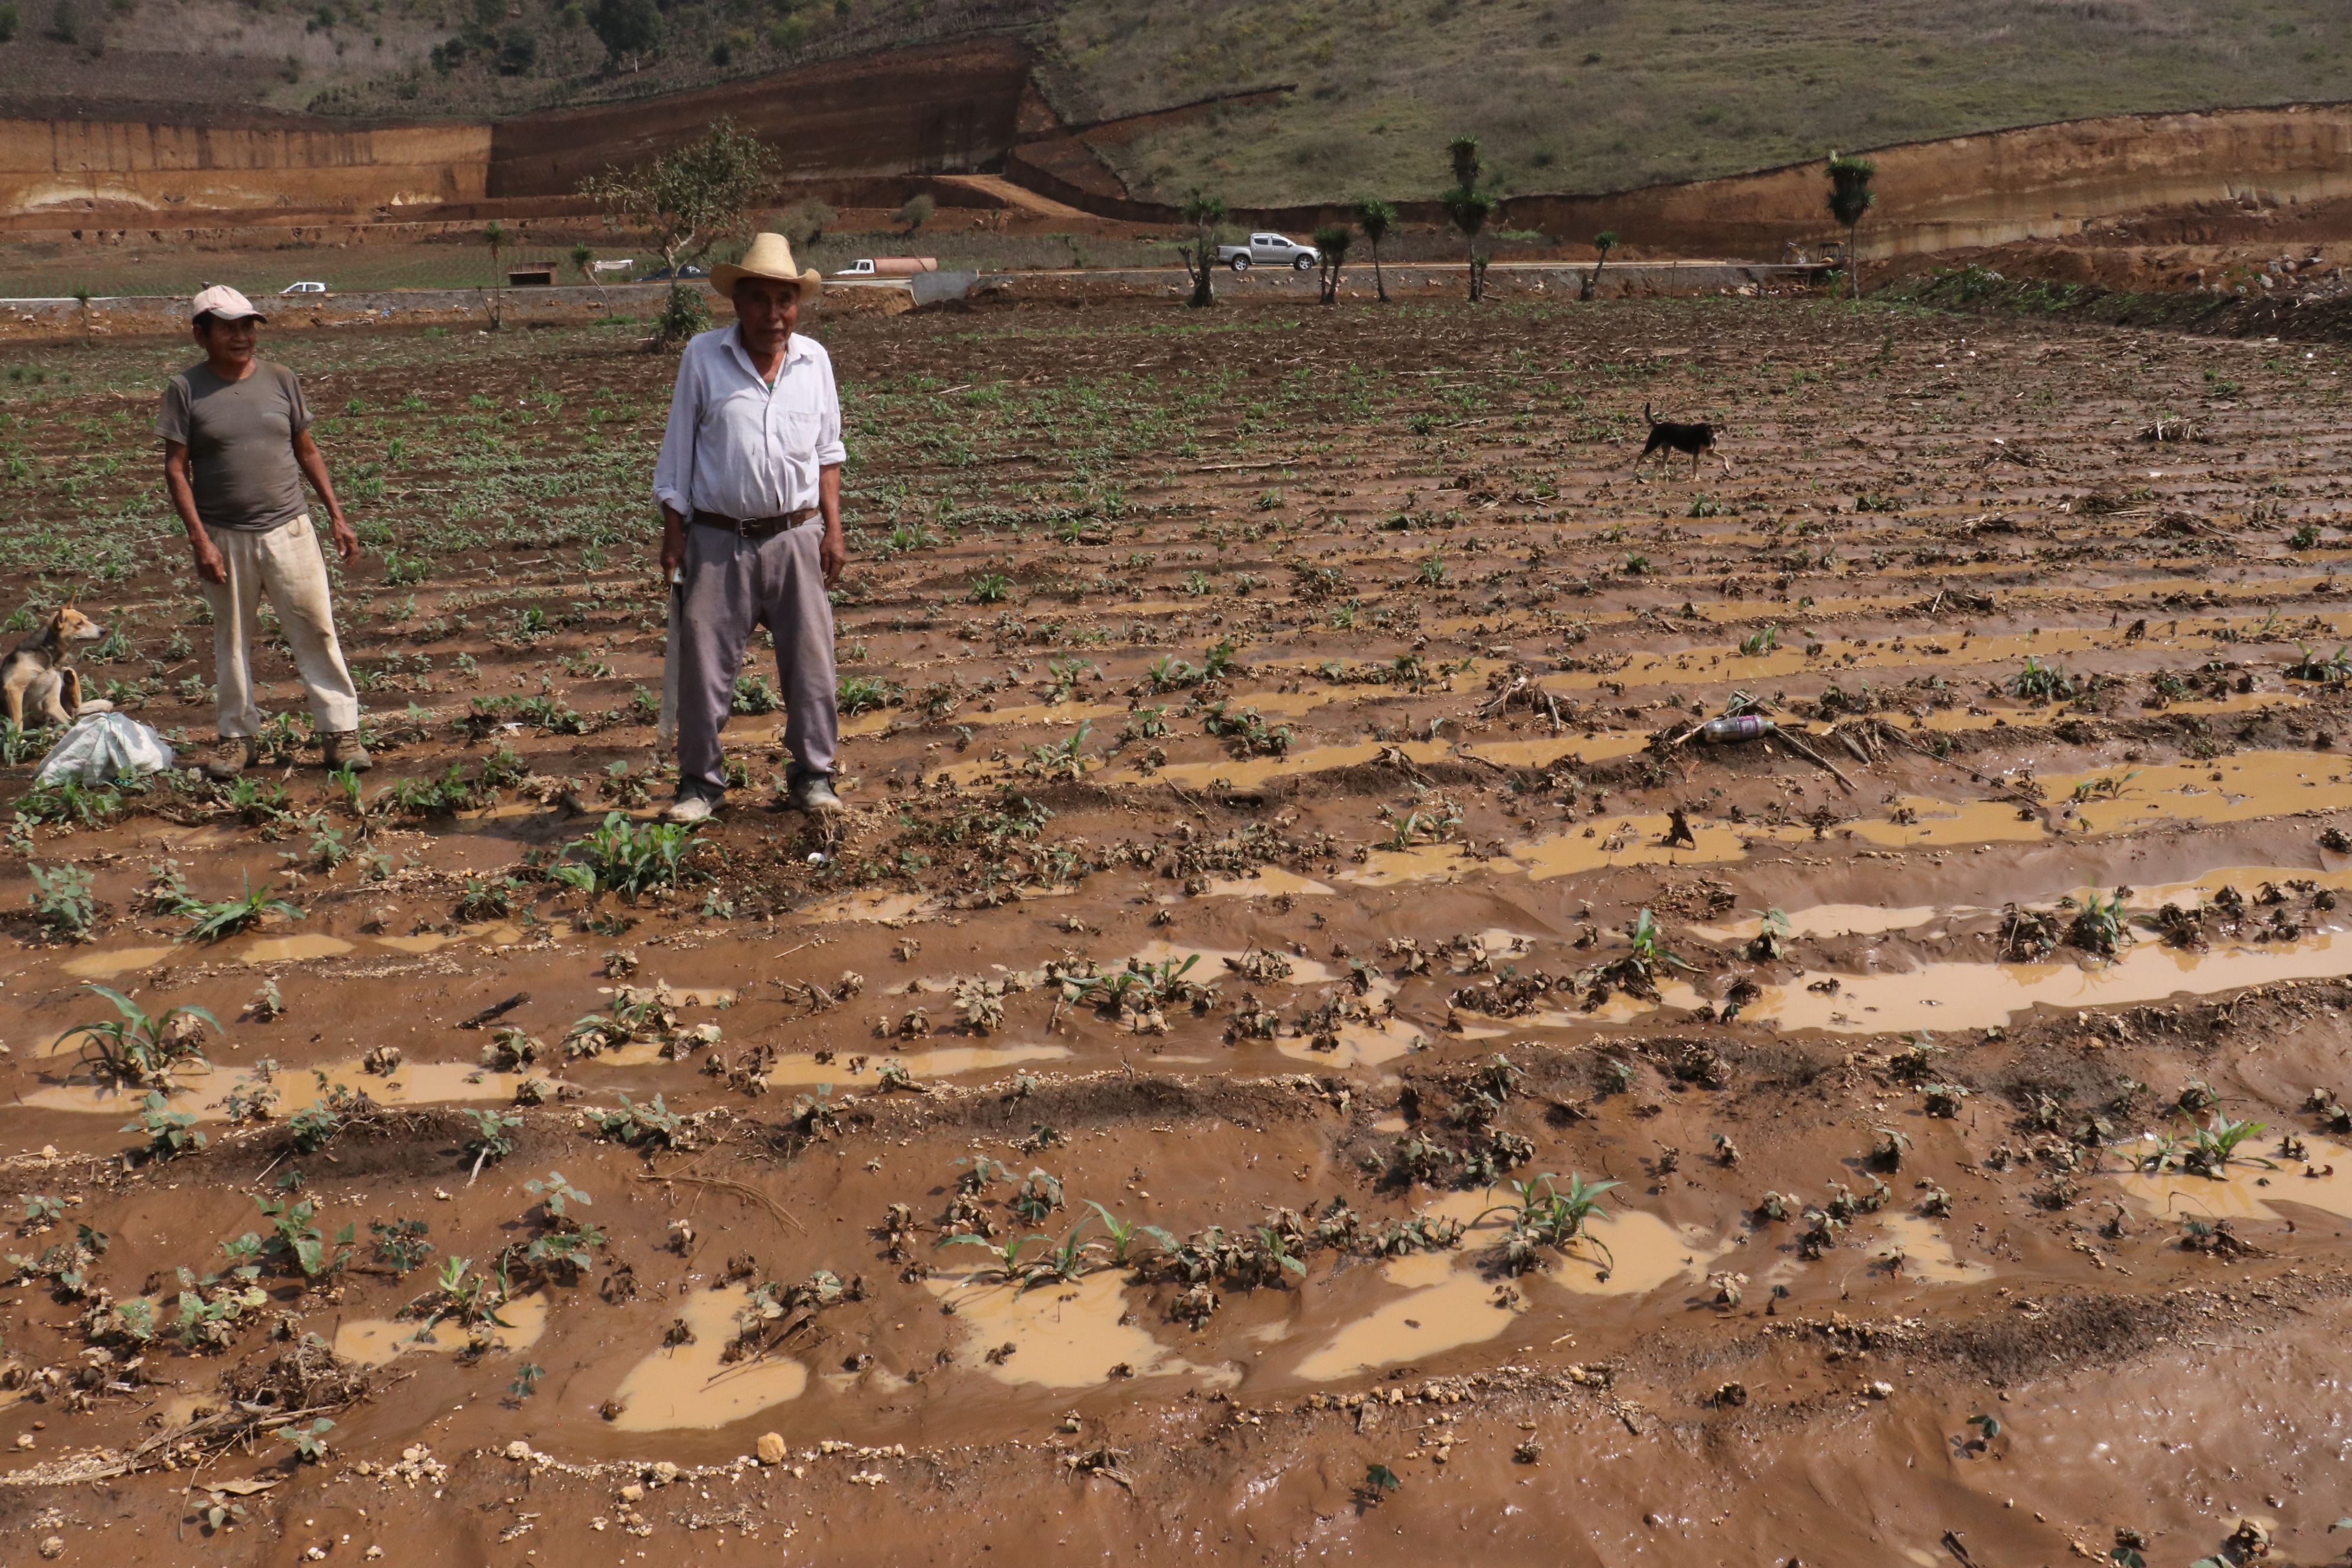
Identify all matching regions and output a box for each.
[580,119,782,345]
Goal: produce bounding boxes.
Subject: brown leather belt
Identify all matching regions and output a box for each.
[691,507,817,540]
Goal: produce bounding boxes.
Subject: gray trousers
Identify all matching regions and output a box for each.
[674,519,838,798]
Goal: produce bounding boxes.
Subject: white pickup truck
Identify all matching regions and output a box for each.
[832,257,940,277]
[1216,233,1319,272]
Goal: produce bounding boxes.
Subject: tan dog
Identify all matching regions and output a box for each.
[1,605,104,727]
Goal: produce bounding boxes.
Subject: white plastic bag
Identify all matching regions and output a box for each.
[32,711,177,787]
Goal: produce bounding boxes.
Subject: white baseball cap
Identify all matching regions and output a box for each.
[190,284,265,325]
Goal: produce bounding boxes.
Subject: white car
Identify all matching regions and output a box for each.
[1215,234,1319,272]
[280,281,327,294]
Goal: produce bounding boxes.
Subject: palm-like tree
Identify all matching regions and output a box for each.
[1180,188,1226,309]
[1582,230,1618,301]
[1312,223,1354,305]
[1353,196,1396,303]
[1440,135,1496,302]
[1826,153,1876,300]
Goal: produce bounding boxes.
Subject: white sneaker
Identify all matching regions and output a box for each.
[661,795,715,824]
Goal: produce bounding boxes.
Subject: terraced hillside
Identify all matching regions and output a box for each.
[0,293,2350,1562]
[6,0,2352,211]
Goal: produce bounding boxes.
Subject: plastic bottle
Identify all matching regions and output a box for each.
[1697,714,1774,744]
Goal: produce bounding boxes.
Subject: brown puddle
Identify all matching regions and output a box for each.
[333,1291,549,1370]
[58,945,180,981]
[19,1057,552,1119]
[1291,1247,1521,1382]
[795,890,940,924]
[373,922,524,955]
[925,1267,1231,1390]
[1740,931,2352,1034]
[761,1043,1069,1089]
[605,1284,809,1430]
[2112,1138,2352,1224]
[237,934,357,964]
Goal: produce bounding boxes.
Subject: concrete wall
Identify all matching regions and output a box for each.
[0,117,487,217]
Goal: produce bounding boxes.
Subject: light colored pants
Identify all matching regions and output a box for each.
[200,513,360,737]
[674,519,837,798]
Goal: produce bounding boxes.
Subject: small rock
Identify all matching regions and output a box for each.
[648,1461,680,1485]
[39,1537,63,1560]
[1867,1380,1894,1400]
[756,1433,787,1466]
[619,1484,645,1504]
[504,1440,533,1462]
[15,1432,32,1449]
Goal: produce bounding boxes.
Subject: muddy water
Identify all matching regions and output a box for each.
[1866,1213,1995,1284]
[58,945,179,980]
[796,890,939,924]
[2113,1138,2352,1224]
[1547,1208,1740,1296]
[605,1284,809,1431]
[1745,931,2352,1034]
[925,1267,1230,1389]
[761,1043,1069,1089]
[334,1291,549,1370]
[18,1056,550,1118]
[1291,1248,1521,1382]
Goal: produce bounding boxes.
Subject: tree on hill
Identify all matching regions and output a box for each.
[1439,135,1495,303]
[1827,152,1876,300]
[1312,223,1353,305]
[588,0,658,73]
[1353,196,1395,303]
[1581,229,1618,301]
[896,192,935,234]
[1178,188,1226,309]
[579,119,781,346]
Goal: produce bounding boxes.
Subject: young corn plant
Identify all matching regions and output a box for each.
[177,876,303,945]
[1081,1201,1176,1268]
[2007,656,2077,703]
[63,984,219,1086]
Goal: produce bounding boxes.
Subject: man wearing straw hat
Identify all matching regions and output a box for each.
[652,232,847,824]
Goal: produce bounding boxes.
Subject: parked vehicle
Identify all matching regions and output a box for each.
[639,264,707,282]
[280,280,327,294]
[832,257,941,277]
[1216,234,1319,272]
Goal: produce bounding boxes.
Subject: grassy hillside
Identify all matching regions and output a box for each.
[0,0,2347,210]
[1041,0,2352,205]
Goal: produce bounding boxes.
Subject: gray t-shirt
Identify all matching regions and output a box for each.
[155,360,312,532]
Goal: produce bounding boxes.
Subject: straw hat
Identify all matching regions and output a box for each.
[709,233,822,299]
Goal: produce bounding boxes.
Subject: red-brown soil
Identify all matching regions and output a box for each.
[0,292,2350,1564]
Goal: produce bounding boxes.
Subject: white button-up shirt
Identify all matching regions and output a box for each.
[652,325,846,523]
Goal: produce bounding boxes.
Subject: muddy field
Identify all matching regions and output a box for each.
[1,292,2351,1564]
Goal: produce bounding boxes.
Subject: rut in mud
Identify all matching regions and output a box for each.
[2,295,2352,1563]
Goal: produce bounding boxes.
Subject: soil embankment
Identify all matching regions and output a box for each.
[9,38,2352,272]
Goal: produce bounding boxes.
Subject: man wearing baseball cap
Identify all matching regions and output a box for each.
[157,285,368,780]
